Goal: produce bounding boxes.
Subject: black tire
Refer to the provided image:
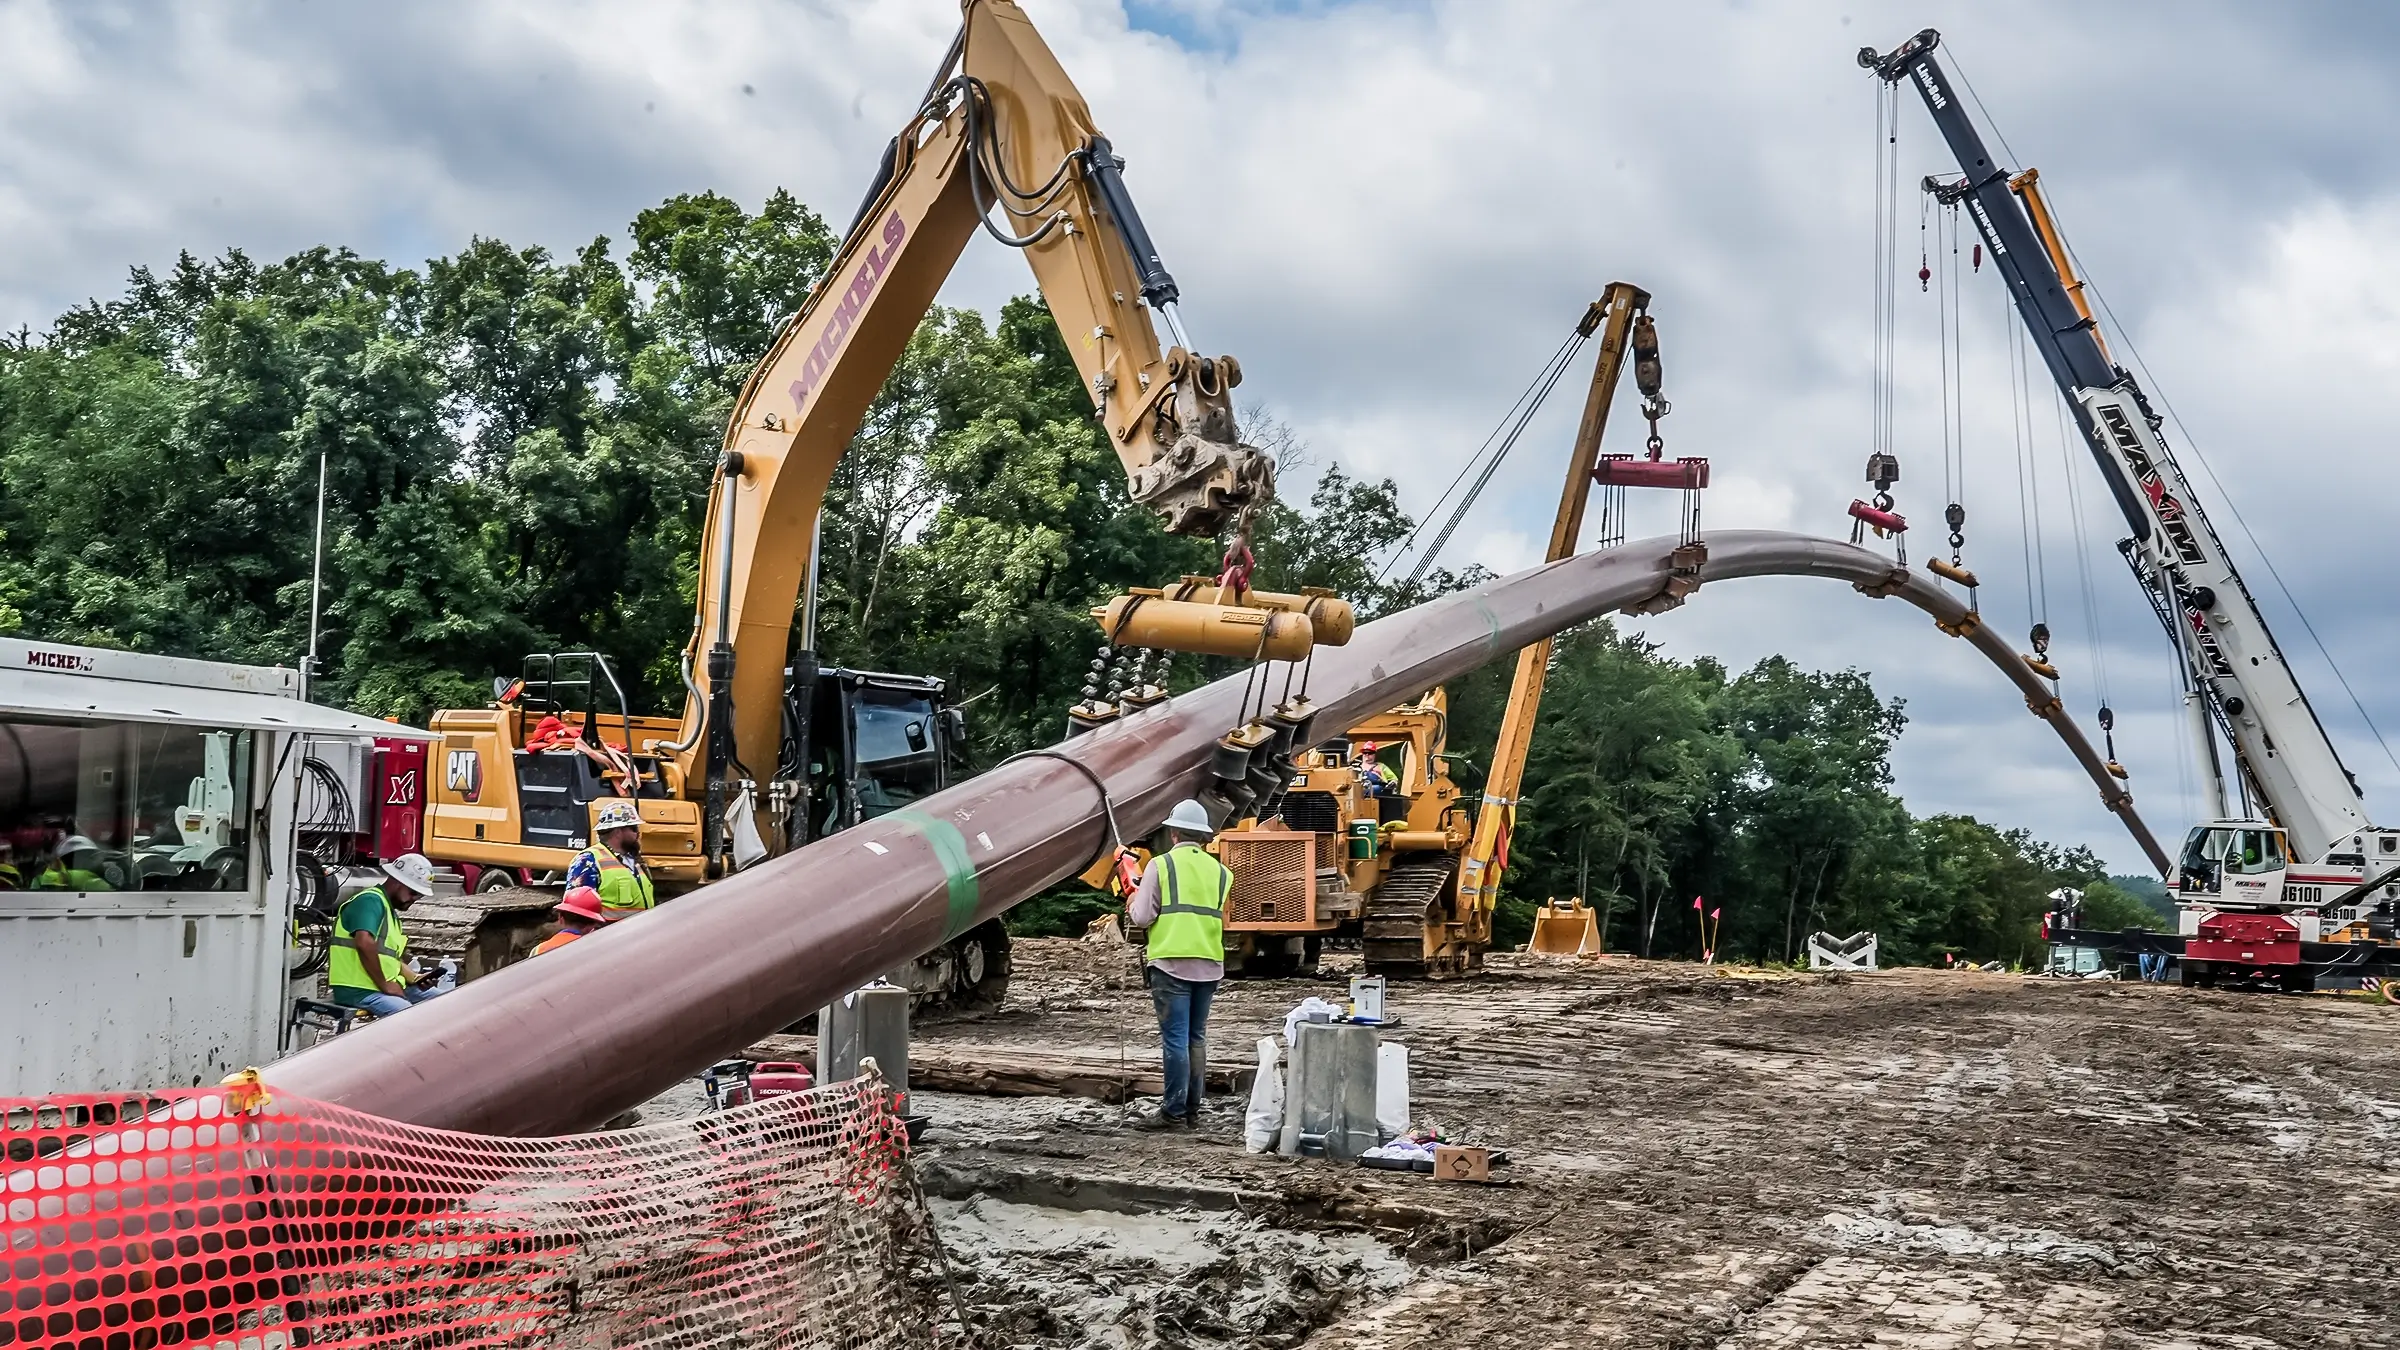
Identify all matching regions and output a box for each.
[201,847,246,892]
[948,920,1012,1010]
[2178,960,2204,988]
[473,867,519,894]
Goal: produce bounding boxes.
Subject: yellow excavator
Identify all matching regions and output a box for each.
[414,0,1282,1003]
[1194,283,1700,975]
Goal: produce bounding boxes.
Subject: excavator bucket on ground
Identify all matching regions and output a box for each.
[1528,897,1604,958]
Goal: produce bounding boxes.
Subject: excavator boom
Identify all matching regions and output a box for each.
[673,0,1271,867]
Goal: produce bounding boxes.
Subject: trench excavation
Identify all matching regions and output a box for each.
[898,1159,1520,1349]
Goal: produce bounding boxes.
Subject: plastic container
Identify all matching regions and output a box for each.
[1347,820,1378,860]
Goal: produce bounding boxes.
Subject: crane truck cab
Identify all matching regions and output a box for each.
[2175,822,2289,914]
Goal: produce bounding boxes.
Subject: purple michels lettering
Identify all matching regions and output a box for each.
[787,210,909,416]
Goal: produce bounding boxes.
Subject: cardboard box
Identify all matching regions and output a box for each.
[1433,1144,1490,1183]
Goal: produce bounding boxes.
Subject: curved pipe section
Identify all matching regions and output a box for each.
[268,530,2165,1134]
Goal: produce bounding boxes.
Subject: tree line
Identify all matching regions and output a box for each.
[0,190,2162,964]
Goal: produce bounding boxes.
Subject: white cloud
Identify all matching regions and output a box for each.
[3,0,2393,872]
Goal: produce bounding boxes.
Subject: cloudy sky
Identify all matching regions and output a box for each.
[5,0,2395,872]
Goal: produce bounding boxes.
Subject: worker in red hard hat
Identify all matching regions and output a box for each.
[533,886,608,956]
[1353,742,1397,798]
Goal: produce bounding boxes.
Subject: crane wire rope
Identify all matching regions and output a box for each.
[2048,190,2400,781]
[1871,80,1900,484]
[1404,333,1589,591]
[1949,38,2400,782]
[2006,293,2048,635]
[1375,325,1588,590]
[2051,390,2113,712]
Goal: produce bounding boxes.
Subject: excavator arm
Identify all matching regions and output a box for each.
[670,0,1272,869]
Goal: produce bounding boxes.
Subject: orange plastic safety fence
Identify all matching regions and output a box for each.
[2,1078,916,1350]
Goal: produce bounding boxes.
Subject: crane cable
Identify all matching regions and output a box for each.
[1871,80,1900,491]
[2006,296,2049,637]
[2048,229,2400,781]
[1377,324,1590,591]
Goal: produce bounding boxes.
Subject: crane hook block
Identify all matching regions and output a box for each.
[1094,593,1319,662]
[1161,579,1354,646]
[1848,499,1908,534]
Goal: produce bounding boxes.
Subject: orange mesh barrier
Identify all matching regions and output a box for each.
[3,1076,915,1350]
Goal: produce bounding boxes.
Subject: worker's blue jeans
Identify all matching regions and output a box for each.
[334,986,442,1018]
[1148,968,1218,1119]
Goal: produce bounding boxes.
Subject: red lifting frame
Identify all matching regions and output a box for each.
[1593,455,1710,490]
[1848,499,1908,533]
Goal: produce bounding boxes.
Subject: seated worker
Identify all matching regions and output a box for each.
[1352,742,1398,798]
[33,835,113,891]
[330,853,445,1017]
[567,801,655,921]
[533,886,608,955]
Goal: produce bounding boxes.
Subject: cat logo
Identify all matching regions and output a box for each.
[445,749,483,803]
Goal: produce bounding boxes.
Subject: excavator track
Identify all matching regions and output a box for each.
[1361,856,1462,980]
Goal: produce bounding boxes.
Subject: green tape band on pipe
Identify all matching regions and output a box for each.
[889,810,980,940]
[1473,598,1503,655]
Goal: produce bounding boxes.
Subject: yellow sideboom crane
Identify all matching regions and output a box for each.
[419,0,1279,998]
[1182,283,1696,976]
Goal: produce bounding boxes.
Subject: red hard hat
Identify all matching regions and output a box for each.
[557,886,607,922]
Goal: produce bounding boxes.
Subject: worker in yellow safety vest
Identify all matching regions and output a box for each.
[330,852,445,1017]
[32,835,113,891]
[1127,798,1232,1131]
[567,800,655,921]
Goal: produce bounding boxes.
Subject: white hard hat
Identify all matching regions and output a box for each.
[594,800,642,833]
[58,835,101,856]
[1164,799,1214,836]
[381,852,436,896]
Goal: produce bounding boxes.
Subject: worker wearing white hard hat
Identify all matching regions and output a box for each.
[330,851,446,1017]
[32,834,113,892]
[1127,798,1233,1132]
[566,799,655,922]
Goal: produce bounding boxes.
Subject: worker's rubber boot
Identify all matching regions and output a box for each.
[1133,1111,1181,1132]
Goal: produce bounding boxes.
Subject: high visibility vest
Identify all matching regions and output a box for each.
[33,864,109,891]
[532,928,582,957]
[589,845,655,918]
[1146,844,1229,963]
[329,886,408,992]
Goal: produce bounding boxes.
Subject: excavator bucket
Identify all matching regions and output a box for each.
[1528,897,1603,958]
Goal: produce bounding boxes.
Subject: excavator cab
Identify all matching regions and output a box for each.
[792,669,966,841]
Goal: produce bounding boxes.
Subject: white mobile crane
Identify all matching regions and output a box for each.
[1866,30,2400,990]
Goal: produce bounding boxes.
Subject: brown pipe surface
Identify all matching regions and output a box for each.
[266,532,2165,1135]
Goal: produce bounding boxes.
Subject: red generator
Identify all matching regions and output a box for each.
[2182,911,2309,992]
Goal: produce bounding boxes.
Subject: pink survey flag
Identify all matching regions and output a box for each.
[1692,895,1703,910]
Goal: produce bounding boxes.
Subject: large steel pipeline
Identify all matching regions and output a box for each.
[267,531,2166,1134]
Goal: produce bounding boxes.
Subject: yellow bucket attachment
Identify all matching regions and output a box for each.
[1528,896,1603,958]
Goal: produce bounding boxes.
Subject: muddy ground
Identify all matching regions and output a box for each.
[751,938,2400,1348]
